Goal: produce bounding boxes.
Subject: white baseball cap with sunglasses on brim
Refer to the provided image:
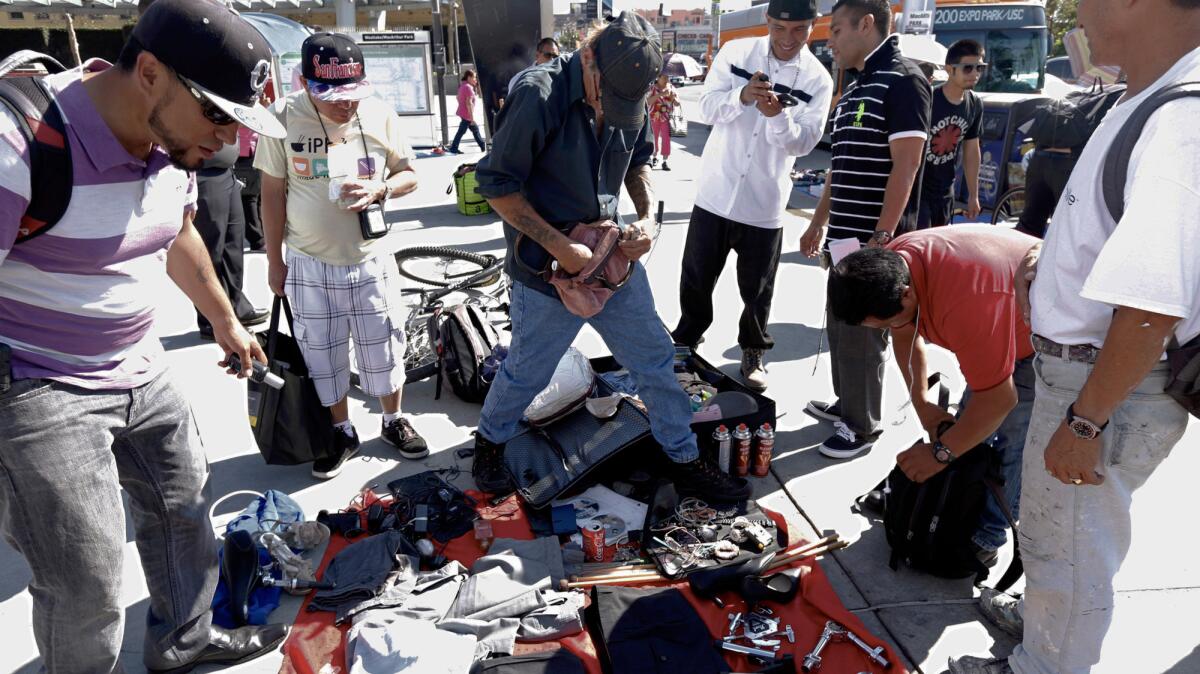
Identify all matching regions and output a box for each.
[301,32,376,102]
[131,0,286,138]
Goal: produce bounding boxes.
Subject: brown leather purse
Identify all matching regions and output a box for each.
[546,220,634,318]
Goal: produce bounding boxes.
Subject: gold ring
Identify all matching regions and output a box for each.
[1071,478,1083,485]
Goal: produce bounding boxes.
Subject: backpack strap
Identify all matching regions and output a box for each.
[983,477,1025,593]
[1102,81,1200,224]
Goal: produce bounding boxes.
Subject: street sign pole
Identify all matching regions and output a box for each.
[431,0,449,147]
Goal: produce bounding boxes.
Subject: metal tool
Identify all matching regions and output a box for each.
[724,624,793,645]
[843,626,890,668]
[802,621,839,672]
[718,640,780,661]
[727,612,743,635]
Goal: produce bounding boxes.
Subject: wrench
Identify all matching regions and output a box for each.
[802,621,838,672]
[718,640,780,661]
[843,627,891,669]
[724,624,794,644]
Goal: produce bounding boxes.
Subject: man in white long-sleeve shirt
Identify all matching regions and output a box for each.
[672,0,832,391]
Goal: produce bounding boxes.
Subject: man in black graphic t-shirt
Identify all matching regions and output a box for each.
[918,39,985,227]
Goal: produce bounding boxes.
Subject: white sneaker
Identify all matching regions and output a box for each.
[740,348,768,391]
[818,421,875,459]
[977,587,1024,638]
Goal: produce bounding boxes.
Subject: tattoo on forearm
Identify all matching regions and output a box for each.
[623,165,654,221]
[512,206,567,251]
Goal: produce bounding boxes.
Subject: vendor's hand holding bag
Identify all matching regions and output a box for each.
[548,220,634,318]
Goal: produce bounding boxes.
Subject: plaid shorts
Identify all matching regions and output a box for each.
[284,249,406,406]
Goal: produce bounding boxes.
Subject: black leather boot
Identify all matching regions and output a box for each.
[222,529,260,627]
[148,623,290,674]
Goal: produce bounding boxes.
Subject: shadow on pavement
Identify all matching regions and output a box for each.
[719,322,824,365]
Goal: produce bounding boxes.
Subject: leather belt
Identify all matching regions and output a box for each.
[1031,334,1100,364]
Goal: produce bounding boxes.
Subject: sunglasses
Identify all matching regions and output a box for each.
[951,63,988,74]
[541,51,560,58]
[177,74,236,126]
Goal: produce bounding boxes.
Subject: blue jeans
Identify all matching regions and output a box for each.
[965,355,1035,551]
[0,371,218,672]
[449,119,485,151]
[478,264,699,463]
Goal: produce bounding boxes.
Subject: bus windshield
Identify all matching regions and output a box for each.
[937,29,1046,93]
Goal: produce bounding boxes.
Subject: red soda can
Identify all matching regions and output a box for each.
[733,423,752,477]
[752,423,776,477]
[582,522,606,562]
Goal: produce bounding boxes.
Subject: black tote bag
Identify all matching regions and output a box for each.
[248,295,333,465]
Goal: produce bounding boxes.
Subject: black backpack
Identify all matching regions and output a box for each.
[436,303,502,403]
[1100,80,1200,419]
[882,378,1022,590]
[1028,82,1125,151]
[0,50,73,242]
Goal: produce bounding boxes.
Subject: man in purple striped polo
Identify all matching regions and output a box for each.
[0,0,292,671]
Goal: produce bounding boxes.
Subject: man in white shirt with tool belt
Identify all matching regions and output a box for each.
[947,0,1200,671]
[672,0,833,392]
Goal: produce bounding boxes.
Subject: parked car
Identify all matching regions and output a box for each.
[1045,56,1076,85]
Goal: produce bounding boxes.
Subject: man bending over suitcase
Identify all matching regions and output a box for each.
[469,12,751,503]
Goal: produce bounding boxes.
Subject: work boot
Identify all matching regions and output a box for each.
[818,422,874,460]
[947,655,1014,674]
[977,587,1024,638]
[672,455,752,502]
[148,624,289,674]
[382,417,429,460]
[804,399,843,423]
[312,426,360,479]
[471,432,512,494]
[740,348,768,391]
[972,541,999,568]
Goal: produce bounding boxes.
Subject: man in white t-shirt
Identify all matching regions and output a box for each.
[948,0,1200,672]
[257,32,428,479]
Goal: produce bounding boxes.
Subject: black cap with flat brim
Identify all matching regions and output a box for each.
[132,0,285,138]
[595,11,663,131]
[767,0,819,21]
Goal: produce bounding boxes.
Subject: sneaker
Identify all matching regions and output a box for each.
[972,541,1000,569]
[977,587,1024,638]
[651,155,659,166]
[662,161,671,171]
[381,417,429,460]
[740,348,768,391]
[672,456,752,502]
[947,655,1014,674]
[471,432,512,494]
[818,422,874,459]
[312,427,360,479]
[805,399,843,423]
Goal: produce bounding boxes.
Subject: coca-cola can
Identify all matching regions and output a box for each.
[733,423,752,477]
[752,423,776,477]
[582,522,606,562]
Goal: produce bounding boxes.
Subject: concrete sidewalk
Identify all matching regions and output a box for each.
[1,85,1196,673]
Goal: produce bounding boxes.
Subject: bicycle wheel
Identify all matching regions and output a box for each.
[394,246,499,288]
[404,309,440,382]
[990,187,1026,227]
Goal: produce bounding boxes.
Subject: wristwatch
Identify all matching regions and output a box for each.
[932,440,955,465]
[870,230,893,245]
[1065,403,1108,440]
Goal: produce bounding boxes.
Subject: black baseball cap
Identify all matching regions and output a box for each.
[767,0,819,21]
[594,11,663,131]
[132,0,284,138]
[301,32,376,102]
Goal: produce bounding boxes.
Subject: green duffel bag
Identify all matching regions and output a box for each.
[448,163,491,216]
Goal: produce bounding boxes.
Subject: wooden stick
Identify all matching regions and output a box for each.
[579,561,656,573]
[568,572,666,588]
[765,539,848,573]
[766,535,842,567]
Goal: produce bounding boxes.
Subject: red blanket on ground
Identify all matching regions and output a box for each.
[280,493,905,674]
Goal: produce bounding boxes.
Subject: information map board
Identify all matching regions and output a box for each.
[354,32,434,117]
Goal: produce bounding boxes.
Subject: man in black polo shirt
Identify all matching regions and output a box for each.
[799,0,931,458]
[470,13,751,502]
